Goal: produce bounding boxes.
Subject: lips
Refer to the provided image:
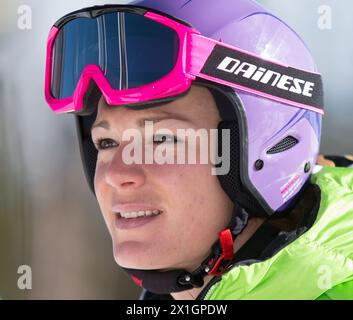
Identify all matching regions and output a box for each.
[112,203,164,230]
[114,213,162,230]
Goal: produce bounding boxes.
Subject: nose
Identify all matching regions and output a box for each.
[104,143,146,190]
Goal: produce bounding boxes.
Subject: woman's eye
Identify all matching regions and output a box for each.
[94,138,118,150]
[153,134,179,144]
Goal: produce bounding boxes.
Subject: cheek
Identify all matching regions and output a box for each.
[154,162,232,241]
[157,163,233,269]
[94,160,107,198]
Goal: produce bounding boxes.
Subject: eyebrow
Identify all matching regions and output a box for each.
[91,120,110,131]
[91,113,193,131]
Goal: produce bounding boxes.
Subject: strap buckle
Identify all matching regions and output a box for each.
[205,229,234,276]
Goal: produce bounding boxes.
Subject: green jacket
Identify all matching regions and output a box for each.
[203,166,353,300]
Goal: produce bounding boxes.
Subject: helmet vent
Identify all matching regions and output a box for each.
[267,136,299,154]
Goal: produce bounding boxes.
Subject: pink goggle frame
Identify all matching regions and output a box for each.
[45,10,324,115]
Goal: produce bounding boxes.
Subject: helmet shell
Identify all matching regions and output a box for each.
[132,0,322,214]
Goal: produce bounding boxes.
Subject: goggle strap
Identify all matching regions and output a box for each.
[189,33,324,114]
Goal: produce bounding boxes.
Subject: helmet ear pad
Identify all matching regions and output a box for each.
[76,111,98,194]
[216,119,267,217]
[76,80,101,194]
[200,81,269,217]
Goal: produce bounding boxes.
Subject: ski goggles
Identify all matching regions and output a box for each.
[45,5,324,115]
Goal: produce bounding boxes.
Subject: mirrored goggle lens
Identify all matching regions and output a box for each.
[51,11,180,99]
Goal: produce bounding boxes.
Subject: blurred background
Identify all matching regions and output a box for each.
[0,0,352,299]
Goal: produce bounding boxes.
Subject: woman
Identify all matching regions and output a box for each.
[44,0,353,299]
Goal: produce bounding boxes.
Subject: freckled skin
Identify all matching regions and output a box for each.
[92,85,234,272]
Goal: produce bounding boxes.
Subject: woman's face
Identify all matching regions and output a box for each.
[92,85,233,271]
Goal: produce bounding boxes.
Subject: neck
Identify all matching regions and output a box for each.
[170,217,266,300]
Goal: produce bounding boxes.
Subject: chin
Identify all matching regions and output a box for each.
[112,240,164,270]
[113,255,163,270]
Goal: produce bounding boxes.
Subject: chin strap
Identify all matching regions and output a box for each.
[122,206,249,294]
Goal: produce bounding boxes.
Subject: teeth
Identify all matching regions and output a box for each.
[119,210,161,219]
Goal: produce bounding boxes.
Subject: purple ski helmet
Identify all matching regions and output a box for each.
[77,0,323,217]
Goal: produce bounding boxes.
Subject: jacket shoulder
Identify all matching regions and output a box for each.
[307,166,353,270]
